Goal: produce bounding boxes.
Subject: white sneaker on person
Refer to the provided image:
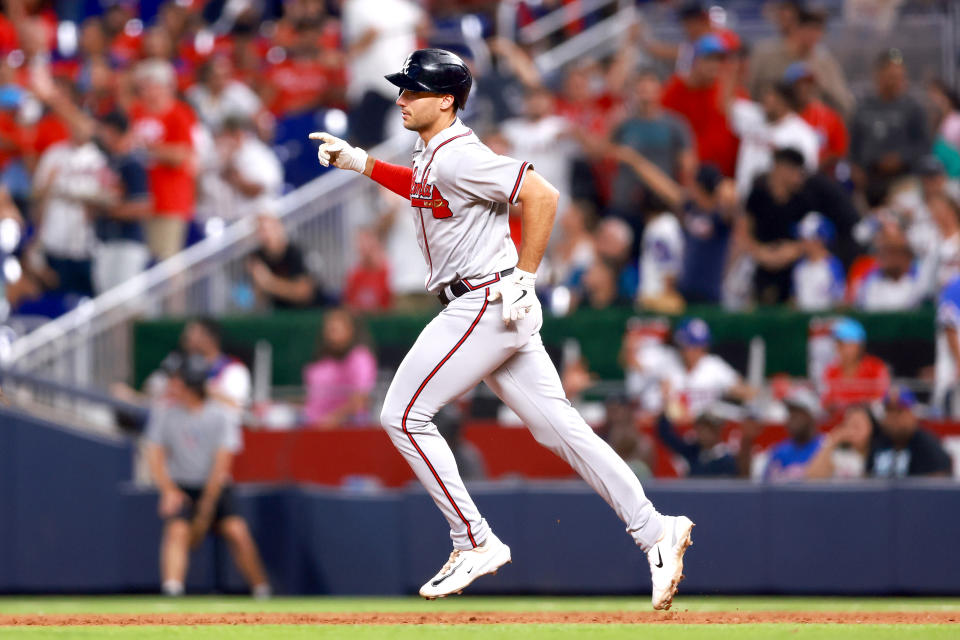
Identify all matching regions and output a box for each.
[419,532,512,599]
[647,514,695,610]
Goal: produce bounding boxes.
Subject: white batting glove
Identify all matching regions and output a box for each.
[308,131,368,173]
[487,268,538,324]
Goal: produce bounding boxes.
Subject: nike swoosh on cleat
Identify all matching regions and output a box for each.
[654,548,663,569]
[431,560,465,587]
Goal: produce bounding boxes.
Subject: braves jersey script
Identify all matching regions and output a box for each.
[410,119,531,293]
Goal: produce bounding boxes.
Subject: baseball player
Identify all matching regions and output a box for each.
[310,49,693,609]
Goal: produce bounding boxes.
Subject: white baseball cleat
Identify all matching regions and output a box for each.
[648,514,695,610]
[419,532,512,599]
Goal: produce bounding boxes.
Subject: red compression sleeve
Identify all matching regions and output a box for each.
[370,160,413,199]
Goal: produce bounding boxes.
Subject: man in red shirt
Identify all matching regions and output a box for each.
[821,317,891,413]
[344,227,392,312]
[784,62,848,172]
[661,34,740,177]
[129,59,197,260]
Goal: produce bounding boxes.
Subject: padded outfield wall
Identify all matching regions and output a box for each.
[1,409,958,595]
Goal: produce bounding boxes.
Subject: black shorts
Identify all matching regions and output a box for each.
[170,485,239,524]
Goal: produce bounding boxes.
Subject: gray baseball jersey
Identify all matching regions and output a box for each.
[377,119,664,553]
[145,401,242,486]
[410,119,528,293]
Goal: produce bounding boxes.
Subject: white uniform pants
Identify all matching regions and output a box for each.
[380,287,662,551]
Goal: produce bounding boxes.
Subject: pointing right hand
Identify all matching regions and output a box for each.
[308,132,368,173]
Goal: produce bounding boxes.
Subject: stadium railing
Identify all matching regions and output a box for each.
[1,135,411,403]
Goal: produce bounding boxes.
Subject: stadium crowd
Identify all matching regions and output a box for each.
[0,0,957,478]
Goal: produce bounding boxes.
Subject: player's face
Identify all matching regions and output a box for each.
[396,89,448,132]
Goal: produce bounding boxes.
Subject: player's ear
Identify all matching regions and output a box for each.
[441,94,456,112]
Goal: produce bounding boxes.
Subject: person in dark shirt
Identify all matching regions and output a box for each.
[850,49,929,194]
[93,110,152,293]
[744,148,859,303]
[657,409,738,477]
[246,213,319,309]
[869,385,953,478]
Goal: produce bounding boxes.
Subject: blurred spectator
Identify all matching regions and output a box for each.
[615,143,738,306]
[187,54,267,137]
[785,62,849,171]
[578,259,628,310]
[144,353,270,598]
[639,1,741,77]
[609,70,694,216]
[262,17,347,118]
[468,37,543,131]
[302,308,377,428]
[656,409,738,477]
[342,0,425,147]
[92,111,151,294]
[661,34,740,177]
[792,212,845,311]
[855,222,922,311]
[806,404,874,479]
[129,60,198,260]
[621,317,675,415]
[500,86,575,204]
[247,214,318,310]
[927,80,960,156]
[637,193,684,314]
[181,317,252,411]
[850,50,928,193]
[927,192,960,291]
[933,275,960,416]
[603,395,653,478]
[749,6,854,117]
[664,317,754,420]
[743,147,859,304]
[728,82,819,196]
[743,148,807,304]
[344,227,392,313]
[821,318,891,413]
[764,387,824,482]
[570,217,637,303]
[28,110,107,298]
[549,200,596,287]
[870,385,952,477]
[200,116,283,224]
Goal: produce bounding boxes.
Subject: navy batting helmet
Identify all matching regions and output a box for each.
[385,48,472,110]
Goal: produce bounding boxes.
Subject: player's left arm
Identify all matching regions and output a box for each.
[514,169,559,274]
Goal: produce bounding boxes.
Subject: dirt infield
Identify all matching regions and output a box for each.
[2,611,958,626]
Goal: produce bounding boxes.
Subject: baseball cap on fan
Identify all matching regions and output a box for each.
[832,317,866,343]
[693,34,728,58]
[675,317,711,347]
[884,384,917,411]
[795,211,836,245]
[783,61,814,85]
[783,386,822,419]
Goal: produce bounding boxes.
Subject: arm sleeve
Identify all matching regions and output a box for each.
[370,160,413,199]
[656,413,699,463]
[445,151,532,205]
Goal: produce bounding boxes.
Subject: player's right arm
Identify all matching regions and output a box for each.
[308,131,412,199]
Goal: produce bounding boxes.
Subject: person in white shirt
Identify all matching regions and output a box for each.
[664,317,754,420]
[187,54,266,136]
[792,211,845,311]
[639,206,684,312]
[30,133,109,297]
[730,82,819,195]
[342,0,425,147]
[856,223,923,311]
[198,116,284,224]
[500,87,575,207]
